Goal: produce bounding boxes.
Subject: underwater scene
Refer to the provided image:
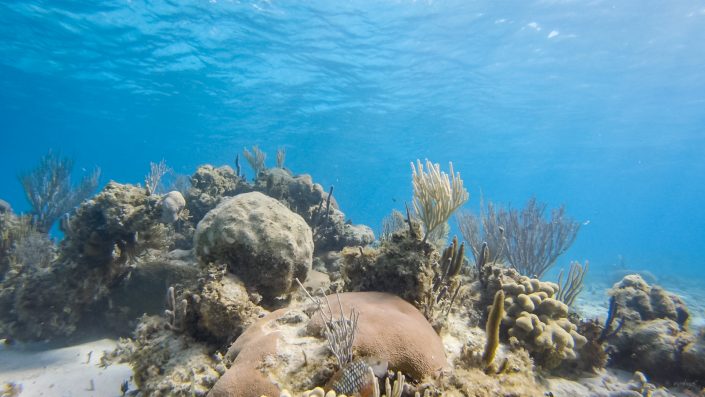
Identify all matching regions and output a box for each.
[1,0,704,396]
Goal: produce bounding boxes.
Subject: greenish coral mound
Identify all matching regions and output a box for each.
[340,222,438,309]
[605,274,705,383]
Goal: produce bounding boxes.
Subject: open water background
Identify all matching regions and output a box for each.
[1,0,704,280]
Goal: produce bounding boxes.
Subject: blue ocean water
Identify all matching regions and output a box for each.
[0,0,703,280]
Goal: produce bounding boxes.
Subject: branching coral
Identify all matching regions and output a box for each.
[418,236,466,326]
[144,159,172,195]
[410,159,468,242]
[298,280,359,367]
[18,151,100,233]
[456,203,507,268]
[501,198,580,278]
[243,145,267,178]
[460,198,580,278]
[556,260,589,308]
[277,147,287,168]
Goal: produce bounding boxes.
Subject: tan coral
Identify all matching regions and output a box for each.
[209,292,448,397]
[485,269,586,369]
[307,292,450,380]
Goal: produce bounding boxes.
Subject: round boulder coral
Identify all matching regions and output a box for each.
[194,192,314,302]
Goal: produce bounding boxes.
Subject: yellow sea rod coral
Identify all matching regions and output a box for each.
[482,289,505,368]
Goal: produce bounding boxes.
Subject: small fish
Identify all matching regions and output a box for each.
[326,357,388,396]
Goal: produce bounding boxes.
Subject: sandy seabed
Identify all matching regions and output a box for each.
[0,339,132,397]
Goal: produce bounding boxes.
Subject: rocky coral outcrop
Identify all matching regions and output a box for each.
[606,274,705,383]
[341,225,438,307]
[209,292,448,397]
[0,183,197,341]
[194,273,265,345]
[194,192,313,304]
[254,168,333,222]
[186,165,248,223]
[62,182,168,268]
[254,168,374,253]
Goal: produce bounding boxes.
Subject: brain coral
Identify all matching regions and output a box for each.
[208,292,448,397]
[194,192,313,304]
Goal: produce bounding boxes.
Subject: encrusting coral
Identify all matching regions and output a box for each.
[604,274,705,384]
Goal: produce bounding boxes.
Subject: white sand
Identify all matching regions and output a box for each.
[0,339,133,397]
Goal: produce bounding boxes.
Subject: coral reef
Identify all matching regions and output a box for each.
[0,182,187,340]
[61,182,169,268]
[442,317,545,396]
[605,274,705,383]
[254,168,374,253]
[194,192,313,305]
[3,156,700,397]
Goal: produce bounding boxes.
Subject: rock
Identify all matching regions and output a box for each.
[194,192,313,303]
[630,319,691,377]
[341,230,437,307]
[159,191,186,223]
[610,274,689,326]
[254,168,333,223]
[62,182,167,268]
[254,168,372,254]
